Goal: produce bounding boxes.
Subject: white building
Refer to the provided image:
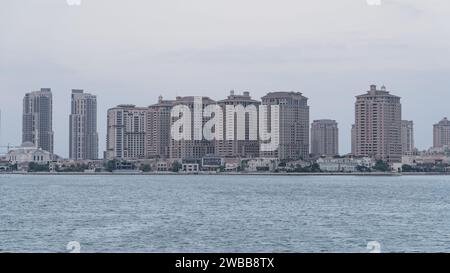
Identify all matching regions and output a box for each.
[402,155,450,166]
[8,142,52,164]
[317,156,375,172]
[427,146,450,155]
[156,161,169,172]
[245,158,279,172]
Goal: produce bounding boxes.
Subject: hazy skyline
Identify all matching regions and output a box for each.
[1,0,450,157]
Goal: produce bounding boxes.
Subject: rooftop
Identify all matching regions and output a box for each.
[356,85,400,99]
[262,91,307,99]
[217,91,259,104]
[436,117,450,126]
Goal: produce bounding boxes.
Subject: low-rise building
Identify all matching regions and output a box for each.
[317,156,375,172]
[202,155,224,171]
[402,155,450,166]
[182,163,200,173]
[155,161,169,172]
[223,158,241,172]
[245,158,279,172]
[285,160,311,170]
[225,162,239,172]
[426,146,450,156]
[8,142,52,165]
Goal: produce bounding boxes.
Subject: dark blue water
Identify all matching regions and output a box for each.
[1,174,450,253]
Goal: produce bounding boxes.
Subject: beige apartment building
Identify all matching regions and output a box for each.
[216,91,260,158]
[146,96,176,159]
[106,104,147,160]
[106,91,311,162]
[311,119,339,157]
[260,92,310,160]
[433,117,450,148]
[169,96,216,160]
[355,85,402,163]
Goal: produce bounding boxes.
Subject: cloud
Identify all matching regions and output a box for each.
[1,0,450,156]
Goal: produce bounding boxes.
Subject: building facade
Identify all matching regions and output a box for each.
[106,105,147,160]
[22,88,54,154]
[317,156,375,173]
[355,85,402,163]
[146,96,175,159]
[401,120,415,155]
[261,92,310,160]
[433,117,450,148]
[8,142,52,165]
[245,158,279,172]
[216,91,260,158]
[310,119,339,157]
[170,96,216,160]
[69,90,98,160]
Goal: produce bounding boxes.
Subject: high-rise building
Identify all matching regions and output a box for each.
[433,117,450,148]
[170,96,216,160]
[146,96,176,159]
[106,105,147,160]
[216,91,260,158]
[355,85,402,163]
[22,88,54,154]
[401,120,415,155]
[351,124,356,155]
[261,92,310,160]
[69,90,98,160]
[311,119,339,157]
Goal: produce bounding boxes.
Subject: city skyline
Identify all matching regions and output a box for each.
[3,0,450,257]
[0,85,449,159]
[2,1,450,158]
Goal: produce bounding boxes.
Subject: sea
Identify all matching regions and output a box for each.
[1,174,450,253]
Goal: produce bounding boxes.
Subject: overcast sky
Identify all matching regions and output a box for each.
[1,0,450,157]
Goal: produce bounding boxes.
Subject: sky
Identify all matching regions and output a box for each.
[1,0,450,157]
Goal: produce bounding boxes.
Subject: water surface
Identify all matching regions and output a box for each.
[1,175,450,253]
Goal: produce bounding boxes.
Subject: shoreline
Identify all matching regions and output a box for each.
[1,172,450,176]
